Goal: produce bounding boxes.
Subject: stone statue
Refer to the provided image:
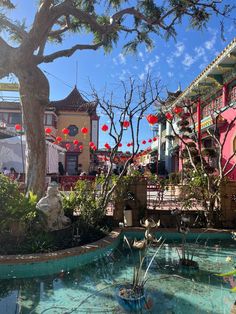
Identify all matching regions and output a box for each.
[36,182,71,231]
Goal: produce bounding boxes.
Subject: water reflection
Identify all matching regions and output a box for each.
[0,240,235,313]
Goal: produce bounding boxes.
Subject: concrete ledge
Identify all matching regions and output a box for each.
[122,227,235,233]
[0,229,121,265]
[0,228,234,265]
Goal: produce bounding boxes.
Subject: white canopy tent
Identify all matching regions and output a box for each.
[0,136,66,173]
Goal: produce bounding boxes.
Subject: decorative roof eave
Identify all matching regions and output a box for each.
[49,86,97,114]
[171,37,236,107]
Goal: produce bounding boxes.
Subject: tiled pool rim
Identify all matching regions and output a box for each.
[0,228,234,266]
[0,228,234,279]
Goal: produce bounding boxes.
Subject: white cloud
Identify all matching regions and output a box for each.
[118,53,126,64]
[113,53,127,65]
[138,52,145,61]
[182,53,195,67]
[144,57,159,73]
[145,46,152,53]
[199,63,207,71]
[205,34,216,50]
[139,72,145,80]
[166,56,174,68]
[112,57,117,65]
[174,42,185,57]
[194,46,205,58]
[119,69,128,80]
[167,72,174,78]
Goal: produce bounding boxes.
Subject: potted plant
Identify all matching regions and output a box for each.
[117,236,164,312]
[171,208,199,271]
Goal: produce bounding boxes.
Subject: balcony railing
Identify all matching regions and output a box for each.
[229,86,236,103]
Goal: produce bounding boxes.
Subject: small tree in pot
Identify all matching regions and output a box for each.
[117,236,165,312]
[171,208,199,271]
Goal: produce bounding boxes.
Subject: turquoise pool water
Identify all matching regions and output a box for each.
[0,232,236,313]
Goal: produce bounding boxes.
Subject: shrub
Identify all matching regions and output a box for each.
[0,174,37,233]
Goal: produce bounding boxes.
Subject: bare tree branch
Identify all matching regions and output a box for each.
[38,42,103,63]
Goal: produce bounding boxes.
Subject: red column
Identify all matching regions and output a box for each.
[222,84,227,108]
[197,98,201,151]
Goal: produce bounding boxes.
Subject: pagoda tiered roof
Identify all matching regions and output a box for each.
[50,86,97,114]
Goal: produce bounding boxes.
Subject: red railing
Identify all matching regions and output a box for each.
[58,175,95,190]
[229,86,236,103]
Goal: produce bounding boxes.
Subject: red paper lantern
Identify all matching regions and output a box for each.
[101,124,108,132]
[92,145,97,150]
[165,112,173,120]
[15,124,22,131]
[173,106,183,115]
[127,143,131,147]
[89,141,95,147]
[153,137,157,141]
[118,143,122,147]
[79,145,83,150]
[146,114,158,125]
[73,139,79,145]
[62,128,69,135]
[45,127,52,134]
[123,121,130,128]
[81,127,88,135]
[104,143,110,150]
[148,139,152,143]
[142,140,146,145]
[65,143,70,150]
[56,136,62,142]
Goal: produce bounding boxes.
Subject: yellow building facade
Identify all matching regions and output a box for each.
[0,86,99,175]
[50,87,99,175]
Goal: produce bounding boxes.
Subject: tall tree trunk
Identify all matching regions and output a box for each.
[17,66,49,198]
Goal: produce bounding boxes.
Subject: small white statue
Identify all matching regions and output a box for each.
[36,182,71,231]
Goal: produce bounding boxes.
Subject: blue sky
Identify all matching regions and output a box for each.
[0,1,235,149]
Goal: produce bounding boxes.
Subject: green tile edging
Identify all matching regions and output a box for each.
[122,227,235,241]
[0,228,234,279]
[0,229,122,279]
[0,229,121,265]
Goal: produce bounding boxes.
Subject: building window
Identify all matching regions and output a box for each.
[229,86,236,102]
[0,112,9,123]
[67,124,78,136]
[66,154,78,175]
[9,113,22,124]
[44,113,53,126]
[215,96,223,110]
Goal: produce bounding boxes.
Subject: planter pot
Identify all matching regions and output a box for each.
[117,284,146,312]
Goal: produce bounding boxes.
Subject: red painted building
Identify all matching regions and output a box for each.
[161,38,236,179]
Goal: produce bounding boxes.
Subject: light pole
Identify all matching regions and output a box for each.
[15,124,25,178]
